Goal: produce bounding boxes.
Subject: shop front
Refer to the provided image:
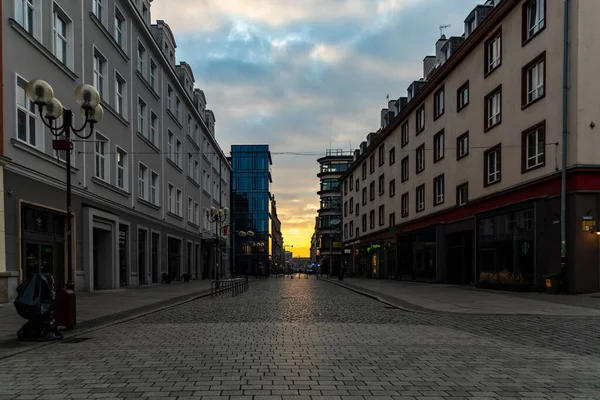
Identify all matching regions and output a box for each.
[397,228,438,282]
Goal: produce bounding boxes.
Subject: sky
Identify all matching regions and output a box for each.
[151,0,481,258]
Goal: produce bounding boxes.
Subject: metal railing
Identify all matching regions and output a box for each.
[211,277,249,297]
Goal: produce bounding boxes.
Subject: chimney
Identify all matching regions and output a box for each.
[423,56,436,78]
[436,35,449,64]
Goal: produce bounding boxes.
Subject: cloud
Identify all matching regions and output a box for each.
[151,0,430,33]
[150,0,481,256]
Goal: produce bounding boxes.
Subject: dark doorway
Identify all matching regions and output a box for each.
[194,243,200,279]
[167,237,181,280]
[151,232,160,283]
[118,225,128,287]
[446,232,474,285]
[138,229,147,285]
[187,242,193,275]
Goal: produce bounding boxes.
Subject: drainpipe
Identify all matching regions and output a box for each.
[560,0,570,292]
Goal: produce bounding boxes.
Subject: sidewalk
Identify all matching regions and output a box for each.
[327,278,600,316]
[0,280,213,359]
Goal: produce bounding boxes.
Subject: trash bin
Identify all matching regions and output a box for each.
[543,273,560,294]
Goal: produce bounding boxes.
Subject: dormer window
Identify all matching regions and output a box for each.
[142,3,148,20]
[466,16,476,36]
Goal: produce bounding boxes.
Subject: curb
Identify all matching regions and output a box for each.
[0,284,241,361]
[322,279,418,313]
[322,279,600,319]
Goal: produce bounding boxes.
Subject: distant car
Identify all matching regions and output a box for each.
[306,266,315,274]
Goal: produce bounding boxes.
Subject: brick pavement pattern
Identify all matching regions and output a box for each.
[1,278,599,399]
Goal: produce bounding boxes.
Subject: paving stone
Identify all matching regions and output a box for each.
[0,279,599,400]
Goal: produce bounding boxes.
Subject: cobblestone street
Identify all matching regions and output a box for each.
[1,278,600,399]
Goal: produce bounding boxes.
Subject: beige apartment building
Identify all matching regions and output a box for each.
[341,0,600,293]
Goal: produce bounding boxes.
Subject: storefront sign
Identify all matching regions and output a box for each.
[581,217,596,232]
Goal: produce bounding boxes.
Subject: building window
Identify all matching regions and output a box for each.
[137,98,146,136]
[137,41,146,75]
[484,144,502,186]
[188,197,193,222]
[93,0,104,21]
[522,121,545,172]
[138,164,148,200]
[389,147,396,165]
[116,147,127,190]
[149,112,157,145]
[389,213,395,228]
[176,189,182,216]
[349,198,354,214]
[369,181,375,201]
[187,153,193,177]
[369,154,375,174]
[194,203,199,225]
[378,145,385,166]
[362,187,367,206]
[416,145,425,173]
[175,97,181,121]
[434,175,444,206]
[115,73,126,117]
[378,175,384,195]
[416,106,425,133]
[389,179,396,197]
[114,7,125,48]
[167,85,173,111]
[93,50,107,100]
[378,205,385,226]
[349,174,354,191]
[522,53,545,107]
[362,214,367,232]
[484,86,502,131]
[401,156,409,182]
[168,184,174,213]
[175,139,182,168]
[401,121,409,147]
[457,183,468,206]
[150,60,157,90]
[343,201,348,217]
[369,210,375,229]
[523,0,545,43]
[15,0,38,37]
[455,132,469,160]
[457,81,469,111]
[95,132,108,181]
[485,28,502,76]
[53,8,69,66]
[356,204,359,217]
[361,162,367,180]
[194,160,199,183]
[416,185,425,212]
[433,130,444,162]
[355,178,359,192]
[434,86,444,119]
[401,193,409,217]
[167,131,174,160]
[16,76,40,149]
[150,171,159,205]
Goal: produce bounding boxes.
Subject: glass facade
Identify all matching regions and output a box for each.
[231,145,272,276]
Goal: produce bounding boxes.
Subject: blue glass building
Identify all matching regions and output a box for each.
[229,145,272,276]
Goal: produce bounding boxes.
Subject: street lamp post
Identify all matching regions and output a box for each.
[204,206,228,288]
[237,230,254,279]
[25,79,104,328]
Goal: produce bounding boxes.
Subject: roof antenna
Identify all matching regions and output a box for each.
[439,24,451,38]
